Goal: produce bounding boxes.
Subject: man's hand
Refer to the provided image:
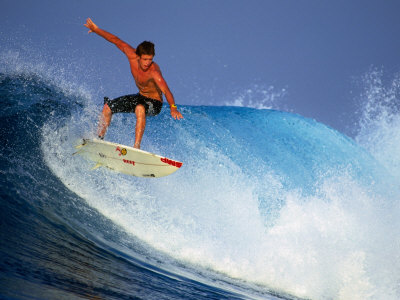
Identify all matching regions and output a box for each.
[84,18,98,34]
[170,108,183,120]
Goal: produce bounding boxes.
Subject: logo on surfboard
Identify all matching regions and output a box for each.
[116,146,127,156]
[123,159,135,166]
[160,157,182,168]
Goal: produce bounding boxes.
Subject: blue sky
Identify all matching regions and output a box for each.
[2,0,400,135]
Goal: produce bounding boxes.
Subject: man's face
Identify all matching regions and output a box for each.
[139,54,154,71]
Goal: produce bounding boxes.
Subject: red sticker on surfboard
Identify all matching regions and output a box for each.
[160,157,182,168]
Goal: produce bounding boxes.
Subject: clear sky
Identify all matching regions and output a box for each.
[2,0,400,135]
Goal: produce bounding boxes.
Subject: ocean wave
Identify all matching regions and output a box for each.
[2,63,400,299]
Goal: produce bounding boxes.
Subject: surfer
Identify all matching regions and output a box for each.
[84,18,183,149]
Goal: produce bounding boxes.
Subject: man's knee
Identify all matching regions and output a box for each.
[103,103,112,116]
[135,104,146,116]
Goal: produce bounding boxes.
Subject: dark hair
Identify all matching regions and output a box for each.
[136,41,155,57]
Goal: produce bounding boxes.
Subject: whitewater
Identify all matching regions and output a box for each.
[1,54,400,300]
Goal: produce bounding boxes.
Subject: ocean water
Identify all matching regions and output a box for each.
[1,56,400,300]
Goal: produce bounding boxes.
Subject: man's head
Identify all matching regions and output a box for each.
[136,41,155,57]
[137,41,155,71]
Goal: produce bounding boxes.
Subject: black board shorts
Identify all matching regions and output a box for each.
[104,93,163,116]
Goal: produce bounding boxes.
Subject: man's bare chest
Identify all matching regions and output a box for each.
[130,65,153,85]
[135,73,154,87]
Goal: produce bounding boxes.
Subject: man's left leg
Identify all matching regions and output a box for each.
[97,103,112,139]
[134,104,146,149]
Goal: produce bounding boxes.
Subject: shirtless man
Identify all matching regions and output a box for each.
[84,18,183,149]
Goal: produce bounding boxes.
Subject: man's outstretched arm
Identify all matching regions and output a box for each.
[84,18,136,59]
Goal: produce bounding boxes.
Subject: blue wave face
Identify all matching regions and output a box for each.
[2,69,400,300]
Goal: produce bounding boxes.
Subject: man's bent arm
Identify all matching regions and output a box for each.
[84,18,136,58]
[153,71,175,106]
[153,71,183,120]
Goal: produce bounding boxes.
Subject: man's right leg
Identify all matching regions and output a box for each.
[97,103,112,139]
[134,104,146,149]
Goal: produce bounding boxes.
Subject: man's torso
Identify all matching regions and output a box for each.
[129,58,162,101]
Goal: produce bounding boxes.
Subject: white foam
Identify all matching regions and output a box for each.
[355,68,400,179]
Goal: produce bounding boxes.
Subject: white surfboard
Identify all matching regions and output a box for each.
[73,139,182,178]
